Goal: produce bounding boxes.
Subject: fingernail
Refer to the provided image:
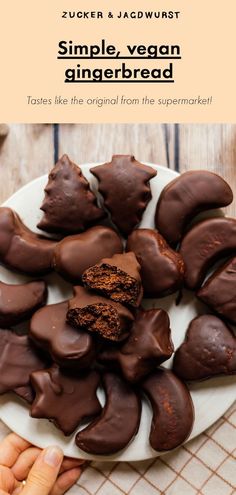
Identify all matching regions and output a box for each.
[43,446,63,467]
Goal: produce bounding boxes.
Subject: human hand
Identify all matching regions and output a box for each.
[0,433,84,495]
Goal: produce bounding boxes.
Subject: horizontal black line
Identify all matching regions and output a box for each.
[65,80,175,83]
[57,56,181,60]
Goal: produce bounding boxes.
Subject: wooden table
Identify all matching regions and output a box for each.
[0,124,235,495]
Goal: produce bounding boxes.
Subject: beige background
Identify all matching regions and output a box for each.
[0,0,235,122]
[0,123,235,493]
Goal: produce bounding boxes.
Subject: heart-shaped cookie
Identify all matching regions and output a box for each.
[126,228,185,297]
[173,315,236,380]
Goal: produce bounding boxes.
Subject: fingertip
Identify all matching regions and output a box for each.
[51,467,82,495]
[42,446,64,468]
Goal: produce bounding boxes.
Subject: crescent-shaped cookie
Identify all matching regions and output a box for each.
[179,217,236,289]
[197,257,236,324]
[76,372,141,454]
[142,368,194,451]
[155,171,233,246]
[0,207,57,275]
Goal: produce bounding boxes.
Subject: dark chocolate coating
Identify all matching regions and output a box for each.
[76,372,141,454]
[38,154,104,234]
[67,286,134,342]
[52,226,123,283]
[142,369,194,451]
[0,330,47,395]
[155,171,233,246]
[0,207,57,275]
[126,229,185,297]
[31,365,101,436]
[0,280,47,327]
[99,309,173,382]
[30,301,96,369]
[90,155,157,236]
[197,257,236,324]
[173,315,236,381]
[82,252,143,308]
[180,217,236,290]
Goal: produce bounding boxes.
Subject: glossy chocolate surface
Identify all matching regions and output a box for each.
[90,155,156,236]
[76,372,141,454]
[0,207,56,275]
[38,154,104,234]
[0,280,47,327]
[99,309,173,382]
[31,365,101,436]
[155,171,233,246]
[0,330,47,395]
[30,301,96,369]
[180,217,236,290]
[126,229,184,297]
[52,226,123,283]
[173,315,236,381]
[142,368,194,451]
[198,257,236,324]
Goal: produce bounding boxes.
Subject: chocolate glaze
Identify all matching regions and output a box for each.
[0,280,47,327]
[90,155,157,236]
[0,330,47,395]
[30,301,96,369]
[76,372,141,455]
[197,257,236,324]
[67,286,134,342]
[126,229,185,297]
[179,217,236,290]
[52,226,123,283]
[155,171,233,246]
[173,315,236,381]
[0,207,57,275]
[82,252,143,308]
[142,368,194,451]
[99,309,173,382]
[38,154,104,234]
[31,365,101,436]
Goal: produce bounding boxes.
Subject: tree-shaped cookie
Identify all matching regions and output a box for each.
[90,155,157,236]
[38,154,105,234]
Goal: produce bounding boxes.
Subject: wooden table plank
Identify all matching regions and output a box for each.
[58,123,170,167]
[0,124,54,204]
[177,124,236,216]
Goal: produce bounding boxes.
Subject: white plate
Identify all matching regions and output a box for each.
[0,163,235,462]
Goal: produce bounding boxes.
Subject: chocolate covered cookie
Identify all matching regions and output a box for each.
[197,257,236,324]
[142,369,194,451]
[67,286,134,342]
[99,309,173,382]
[155,171,233,246]
[52,226,123,283]
[38,154,104,234]
[30,301,96,369]
[90,155,157,236]
[76,372,141,455]
[173,315,236,381]
[0,207,57,275]
[0,280,47,327]
[31,365,101,436]
[82,252,143,307]
[180,217,236,290]
[0,330,47,399]
[126,229,184,297]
